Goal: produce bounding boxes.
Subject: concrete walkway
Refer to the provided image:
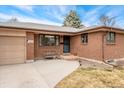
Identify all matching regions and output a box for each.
[0,60,79,88]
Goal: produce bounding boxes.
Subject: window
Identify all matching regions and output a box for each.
[39,35,59,46]
[81,33,88,44]
[106,32,115,43]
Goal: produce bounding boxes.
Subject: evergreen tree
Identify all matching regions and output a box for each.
[63,10,84,28]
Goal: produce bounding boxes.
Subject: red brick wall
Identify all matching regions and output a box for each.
[70,32,103,61]
[104,32,124,60]
[34,34,63,59]
[70,31,124,61]
[26,32,34,60]
[26,31,124,61]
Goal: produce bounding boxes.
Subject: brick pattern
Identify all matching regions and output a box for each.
[70,32,103,61]
[26,30,124,62]
[34,34,63,59]
[104,32,124,60]
[26,32,34,60]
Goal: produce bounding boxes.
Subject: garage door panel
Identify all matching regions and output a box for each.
[0,58,24,65]
[0,36,25,65]
[0,37,25,44]
[0,54,25,58]
[0,47,25,52]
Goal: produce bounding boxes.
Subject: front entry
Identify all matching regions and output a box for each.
[63,36,70,53]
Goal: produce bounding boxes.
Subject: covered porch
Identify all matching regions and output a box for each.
[26,31,73,62]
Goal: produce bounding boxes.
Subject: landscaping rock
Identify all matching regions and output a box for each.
[106,60,124,68]
[114,60,124,69]
[79,60,113,70]
[105,60,118,66]
[116,60,124,66]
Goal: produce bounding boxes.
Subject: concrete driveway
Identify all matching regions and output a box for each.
[0,60,79,88]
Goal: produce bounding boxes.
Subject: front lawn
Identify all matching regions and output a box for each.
[56,68,124,88]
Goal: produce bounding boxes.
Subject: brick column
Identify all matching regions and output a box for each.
[26,32,34,62]
[60,35,63,55]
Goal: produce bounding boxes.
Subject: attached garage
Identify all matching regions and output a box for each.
[0,28,26,65]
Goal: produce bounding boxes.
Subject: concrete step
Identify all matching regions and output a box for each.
[63,53,71,56]
[60,54,79,60]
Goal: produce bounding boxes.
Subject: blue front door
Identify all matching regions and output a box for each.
[63,36,70,53]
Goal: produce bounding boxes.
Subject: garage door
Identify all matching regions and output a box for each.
[0,36,26,65]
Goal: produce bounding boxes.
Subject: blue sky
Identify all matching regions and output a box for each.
[0,5,124,27]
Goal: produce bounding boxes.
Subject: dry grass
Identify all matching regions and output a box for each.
[56,68,124,88]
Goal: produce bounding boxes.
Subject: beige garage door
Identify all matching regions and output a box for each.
[0,36,25,65]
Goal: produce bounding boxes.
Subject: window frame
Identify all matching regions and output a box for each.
[39,34,60,46]
[106,32,116,44]
[81,33,88,44]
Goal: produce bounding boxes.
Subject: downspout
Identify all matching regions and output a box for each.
[102,27,112,62]
[102,33,105,62]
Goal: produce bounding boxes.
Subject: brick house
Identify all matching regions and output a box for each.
[0,22,124,65]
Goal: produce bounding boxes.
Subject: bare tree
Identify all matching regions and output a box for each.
[8,17,18,22]
[99,15,116,27]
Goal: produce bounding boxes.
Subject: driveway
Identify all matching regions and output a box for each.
[0,60,79,88]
